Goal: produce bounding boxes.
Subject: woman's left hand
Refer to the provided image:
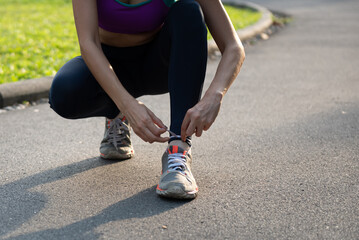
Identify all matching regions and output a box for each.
[181,92,223,141]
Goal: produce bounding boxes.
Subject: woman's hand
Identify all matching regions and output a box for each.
[180,92,223,141]
[123,99,169,143]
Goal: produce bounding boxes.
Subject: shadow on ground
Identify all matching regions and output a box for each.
[0,157,188,240]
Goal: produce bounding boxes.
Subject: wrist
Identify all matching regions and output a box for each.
[115,93,136,114]
[203,89,224,103]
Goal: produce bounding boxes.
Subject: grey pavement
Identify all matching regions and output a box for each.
[1,0,358,239]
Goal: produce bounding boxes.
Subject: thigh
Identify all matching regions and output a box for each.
[102,43,144,98]
[49,56,102,108]
[139,31,171,96]
[49,56,119,119]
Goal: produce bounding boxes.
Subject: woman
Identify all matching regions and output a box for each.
[49,0,245,199]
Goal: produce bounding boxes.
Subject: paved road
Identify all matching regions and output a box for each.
[1,0,358,239]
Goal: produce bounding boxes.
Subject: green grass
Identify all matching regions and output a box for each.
[0,0,78,84]
[0,1,261,84]
[210,5,262,39]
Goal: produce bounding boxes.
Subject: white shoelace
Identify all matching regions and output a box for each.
[107,118,129,150]
[167,130,177,137]
[166,129,189,173]
[168,152,187,173]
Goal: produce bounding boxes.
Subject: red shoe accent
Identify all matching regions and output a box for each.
[172,145,178,153]
[156,185,164,191]
[187,187,198,195]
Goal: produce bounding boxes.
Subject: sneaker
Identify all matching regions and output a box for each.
[99,114,134,160]
[156,145,198,199]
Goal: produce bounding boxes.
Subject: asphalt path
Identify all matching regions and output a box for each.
[1,0,358,239]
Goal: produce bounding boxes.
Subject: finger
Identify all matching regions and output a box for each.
[155,136,170,143]
[203,120,214,131]
[132,120,154,143]
[143,127,169,143]
[147,121,168,138]
[195,125,204,137]
[181,114,191,141]
[134,116,168,143]
[139,117,169,142]
[133,127,149,143]
[147,109,167,129]
[141,112,167,137]
[185,120,197,139]
[203,122,213,131]
[141,127,157,143]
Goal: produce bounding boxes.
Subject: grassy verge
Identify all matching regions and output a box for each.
[0,1,261,84]
[211,5,262,39]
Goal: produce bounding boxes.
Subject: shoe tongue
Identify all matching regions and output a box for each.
[167,145,185,154]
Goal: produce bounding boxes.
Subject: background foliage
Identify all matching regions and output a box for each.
[0,0,260,84]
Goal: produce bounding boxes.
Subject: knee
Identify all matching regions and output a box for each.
[168,0,207,35]
[49,56,90,119]
[49,73,77,119]
[49,68,86,119]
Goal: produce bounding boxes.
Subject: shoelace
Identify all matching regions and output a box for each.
[168,152,187,173]
[107,118,129,150]
[167,129,192,147]
[166,129,189,173]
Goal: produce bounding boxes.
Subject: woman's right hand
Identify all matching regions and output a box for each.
[123,99,169,143]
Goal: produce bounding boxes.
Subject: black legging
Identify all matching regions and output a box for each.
[49,0,208,135]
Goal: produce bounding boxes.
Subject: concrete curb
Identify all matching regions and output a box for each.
[0,77,52,108]
[0,1,272,108]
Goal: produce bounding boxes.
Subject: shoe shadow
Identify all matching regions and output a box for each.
[3,185,188,240]
[1,157,188,240]
[0,157,116,238]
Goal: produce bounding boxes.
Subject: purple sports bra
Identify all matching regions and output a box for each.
[97,0,176,34]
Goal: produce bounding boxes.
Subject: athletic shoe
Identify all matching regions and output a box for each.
[99,114,134,160]
[156,145,198,199]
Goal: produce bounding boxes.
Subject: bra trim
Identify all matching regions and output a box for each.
[113,0,176,8]
[114,0,152,8]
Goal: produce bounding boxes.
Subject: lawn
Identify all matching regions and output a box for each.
[0,0,261,84]
[215,4,261,39]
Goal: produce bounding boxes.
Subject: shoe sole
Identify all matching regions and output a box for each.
[100,150,134,160]
[156,185,198,199]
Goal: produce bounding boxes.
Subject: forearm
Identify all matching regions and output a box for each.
[80,41,135,112]
[204,42,245,101]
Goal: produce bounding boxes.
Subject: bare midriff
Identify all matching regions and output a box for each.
[99,26,161,47]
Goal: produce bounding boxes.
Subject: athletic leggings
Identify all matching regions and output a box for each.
[49,0,208,135]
